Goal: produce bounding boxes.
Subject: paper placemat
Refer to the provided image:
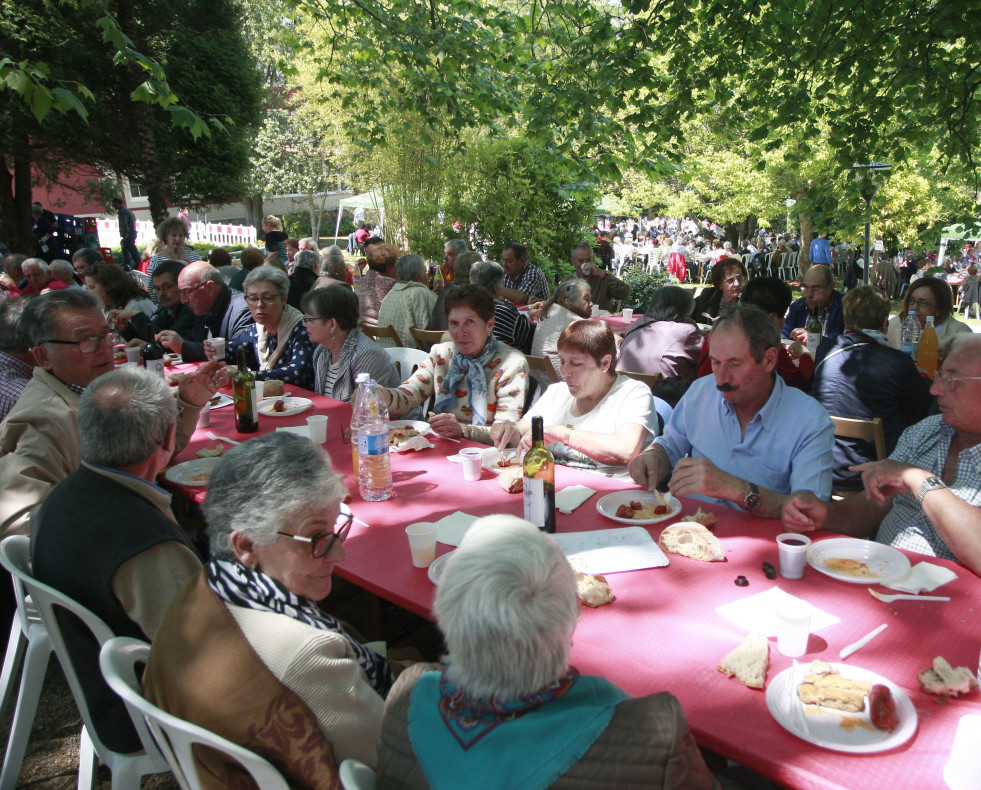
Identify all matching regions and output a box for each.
[434,511,479,546]
[552,527,669,574]
[715,587,840,637]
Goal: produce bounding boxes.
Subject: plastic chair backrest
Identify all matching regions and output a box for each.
[385,346,428,380]
[99,637,290,790]
[339,758,378,790]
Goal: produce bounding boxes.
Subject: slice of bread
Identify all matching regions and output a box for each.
[659,522,725,562]
[798,668,870,712]
[917,656,980,697]
[718,633,769,689]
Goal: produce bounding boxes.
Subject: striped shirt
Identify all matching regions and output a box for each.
[313,329,400,402]
[493,300,534,354]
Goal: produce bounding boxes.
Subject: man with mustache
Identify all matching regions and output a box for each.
[629,305,834,517]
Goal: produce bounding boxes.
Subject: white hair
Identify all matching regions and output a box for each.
[435,515,578,703]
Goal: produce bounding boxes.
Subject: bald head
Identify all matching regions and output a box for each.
[177,262,223,315]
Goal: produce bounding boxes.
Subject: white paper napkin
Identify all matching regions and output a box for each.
[556,485,596,514]
[552,527,668,574]
[390,434,435,453]
[884,561,958,594]
[715,587,840,637]
[434,511,479,546]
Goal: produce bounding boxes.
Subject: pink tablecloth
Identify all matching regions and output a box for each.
[165,385,981,790]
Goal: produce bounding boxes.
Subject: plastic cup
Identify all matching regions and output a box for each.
[307,415,328,444]
[124,346,142,365]
[777,533,811,580]
[622,308,634,323]
[253,379,264,401]
[775,598,813,657]
[590,304,600,318]
[945,714,981,790]
[405,522,438,568]
[460,448,483,481]
[206,337,226,360]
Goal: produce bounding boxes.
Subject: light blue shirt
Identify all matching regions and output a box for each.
[653,374,834,508]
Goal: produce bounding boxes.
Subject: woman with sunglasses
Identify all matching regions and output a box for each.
[144,433,390,784]
[222,265,315,388]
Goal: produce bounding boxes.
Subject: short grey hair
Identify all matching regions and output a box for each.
[444,239,468,256]
[78,367,178,467]
[435,515,578,703]
[396,254,426,282]
[22,258,48,274]
[542,278,589,318]
[19,289,101,346]
[204,433,345,561]
[243,265,290,296]
[0,297,31,353]
[320,245,346,275]
[469,260,506,292]
[50,260,75,281]
[711,304,779,363]
[293,249,320,272]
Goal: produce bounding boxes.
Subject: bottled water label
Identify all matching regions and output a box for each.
[358,431,388,456]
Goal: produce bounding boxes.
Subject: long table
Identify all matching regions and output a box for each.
[167,383,981,790]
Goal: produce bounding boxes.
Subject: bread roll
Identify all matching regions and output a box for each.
[498,467,522,494]
[658,522,724,561]
[263,379,285,397]
[576,572,614,607]
[718,633,769,689]
[917,656,980,697]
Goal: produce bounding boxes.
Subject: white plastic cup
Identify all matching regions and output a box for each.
[590,304,600,318]
[776,598,813,657]
[307,415,328,444]
[206,337,226,360]
[460,448,483,481]
[405,522,438,568]
[253,379,264,401]
[124,346,142,365]
[944,714,981,790]
[621,308,634,323]
[776,533,811,580]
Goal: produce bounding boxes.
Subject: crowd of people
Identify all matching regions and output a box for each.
[0,208,979,788]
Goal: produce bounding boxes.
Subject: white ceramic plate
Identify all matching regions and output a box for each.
[164,457,220,487]
[481,448,523,474]
[807,538,910,584]
[258,396,314,417]
[428,552,451,585]
[596,491,682,525]
[206,393,233,410]
[766,662,917,753]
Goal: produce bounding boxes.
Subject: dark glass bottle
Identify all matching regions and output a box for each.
[142,337,165,377]
[232,346,259,433]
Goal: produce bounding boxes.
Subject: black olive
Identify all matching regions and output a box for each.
[735,575,749,587]
[762,562,777,580]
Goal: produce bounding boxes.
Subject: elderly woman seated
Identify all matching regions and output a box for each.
[618,285,704,381]
[531,278,593,381]
[144,433,391,785]
[376,515,715,789]
[379,284,527,443]
[223,265,315,388]
[691,256,746,322]
[493,320,656,480]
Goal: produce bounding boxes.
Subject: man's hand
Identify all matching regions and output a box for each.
[628,447,668,492]
[156,330,184,353]
[428,411,465,439]
[527,301,546,322]
[789,327,808,342]
[854,459,930,507]
[109,309,138,330]
[781,491,828,532]
[177,360,226,407]
[668,457,743,502]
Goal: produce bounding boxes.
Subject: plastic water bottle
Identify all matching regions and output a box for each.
[900,310,920,361]
[349,373,370,478]
[355,379,393,501]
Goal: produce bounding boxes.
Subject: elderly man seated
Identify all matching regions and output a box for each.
[784,335,981,575]
[20,257,69,295]
[376,254,437,348]
[376,515,715,788]
[30,367,203,753]
[175,261,253,362]
[783,264,844,343]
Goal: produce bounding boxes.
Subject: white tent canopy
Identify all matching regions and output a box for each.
[334,190,385,239]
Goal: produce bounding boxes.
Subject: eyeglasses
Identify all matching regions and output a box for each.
[801,284,830,292]
[277,510,354,558]
[908,299,935,309]
[42,330,115,354]
[245,293,282,306]
[937,372,981,391]
[179,281,208,297]
[301,315,325,324]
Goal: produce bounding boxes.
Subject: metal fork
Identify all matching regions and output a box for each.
[868,588,950,603]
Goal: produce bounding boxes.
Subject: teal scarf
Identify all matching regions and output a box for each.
[433,335,498,426]
[408,669,628,790]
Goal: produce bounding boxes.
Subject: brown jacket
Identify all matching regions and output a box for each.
[376,663,717,790]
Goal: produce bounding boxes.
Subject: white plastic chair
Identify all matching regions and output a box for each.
[0,536,168,790]
[0,555,52,790]
[340,758,378,790]
[130,270,151,291]
[384,346,428,380]
[99,637,290,790]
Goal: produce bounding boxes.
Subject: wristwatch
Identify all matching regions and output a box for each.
[917,475,947,504]
[742,482,762,512]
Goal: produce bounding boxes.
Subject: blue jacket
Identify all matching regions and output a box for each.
[782,290,845,341]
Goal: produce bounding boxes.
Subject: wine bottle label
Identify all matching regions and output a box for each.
[358,431,388,456]
[248,390,258,421]
[145,358,166,377]
[524,477,547,529]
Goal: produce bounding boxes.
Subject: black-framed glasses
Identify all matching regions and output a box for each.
[301,315,325,324]
[42,331,115,354]
[937,372,981,391]
[245,293,283,306]
[908,298,935,309]
[277,510,354,558]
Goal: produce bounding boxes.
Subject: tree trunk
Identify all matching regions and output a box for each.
[0,137,36,255]
[725,214,757,246]
[798,213,812,279]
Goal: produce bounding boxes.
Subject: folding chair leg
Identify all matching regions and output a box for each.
[78,726,99,790]
[0,632,51,790]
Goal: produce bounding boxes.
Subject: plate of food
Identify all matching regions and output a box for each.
[207,393,233,410]
[481,448,522,474]
[164,457,221,487]
[766,661,917,753]
[389,420,431,447]
[807,538,910,584]
[258,396,314,417]
[596,490,682,525]
[428,552,452,585]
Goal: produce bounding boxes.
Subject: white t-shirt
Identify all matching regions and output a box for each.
[525,374,658,480]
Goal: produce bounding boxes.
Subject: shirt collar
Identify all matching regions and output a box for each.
[719,373,783,432]
[81,461,174,514]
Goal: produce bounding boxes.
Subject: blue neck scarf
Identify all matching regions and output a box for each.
[433,335,498,426]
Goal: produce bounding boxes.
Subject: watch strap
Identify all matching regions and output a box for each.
[917,475,947,504]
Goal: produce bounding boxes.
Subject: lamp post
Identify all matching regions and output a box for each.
[850,162,892,285]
